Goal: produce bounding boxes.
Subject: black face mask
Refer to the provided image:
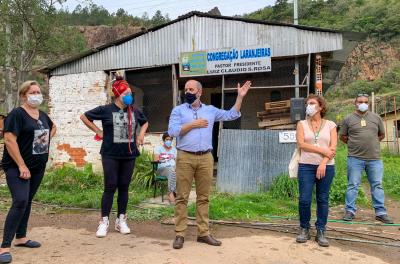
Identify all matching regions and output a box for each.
[184,92,197,104]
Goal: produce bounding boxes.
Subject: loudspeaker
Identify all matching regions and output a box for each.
[290,98,306,122]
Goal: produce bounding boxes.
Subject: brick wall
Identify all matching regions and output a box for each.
[48,71,167,172]
[48,71,109,172]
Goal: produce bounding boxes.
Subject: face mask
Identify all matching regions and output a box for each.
[27,94,43,107]
[122,94,134,106]
[165,140,172,148]
[184,92,197,105]
[358,103,368,112]
[306,104,317,116]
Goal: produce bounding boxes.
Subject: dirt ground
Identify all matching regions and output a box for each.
[0,207,399,264]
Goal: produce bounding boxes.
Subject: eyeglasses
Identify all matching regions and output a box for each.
[193,111,198,120]
[357,93,369,98]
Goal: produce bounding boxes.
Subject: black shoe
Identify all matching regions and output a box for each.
[296,228,311,243]
[342,211,355,221]
[172,236,184,249]
[0,252,12,264]
[376,214,393,224]
[15,240,41,248]
[315,229,329,247]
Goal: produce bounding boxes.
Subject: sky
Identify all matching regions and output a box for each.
[61,0,276,19]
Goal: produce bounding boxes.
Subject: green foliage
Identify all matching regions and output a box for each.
[382,153,400,200]
[252,147,370,207]
[127,206,174,221]
[245,0,400,40]
[32,162,152,208]
[57,4,170,27]
[325,62,400,121]
[132,150,154,189]
[187,192,299,220]
[330,146,370,206]
[42,163,102,192]
[268,175,298,200]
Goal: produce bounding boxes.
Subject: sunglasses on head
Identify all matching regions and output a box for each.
[357,93,369,98]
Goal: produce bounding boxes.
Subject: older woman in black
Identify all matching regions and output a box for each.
[0,81,56,264]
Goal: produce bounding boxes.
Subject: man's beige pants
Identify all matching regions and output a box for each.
[175,150,214,237]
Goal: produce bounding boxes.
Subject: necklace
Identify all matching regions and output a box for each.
[309,119,323,145]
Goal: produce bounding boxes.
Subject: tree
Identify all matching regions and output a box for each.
[0,0,86,112]
[151,10,169,26]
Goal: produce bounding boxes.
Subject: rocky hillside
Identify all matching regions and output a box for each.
[338,39,400,85]
[77,25,142,48]
[325,38,400,121]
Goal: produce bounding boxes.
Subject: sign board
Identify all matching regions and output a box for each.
[279,131,297,143]
[180,46,272,77]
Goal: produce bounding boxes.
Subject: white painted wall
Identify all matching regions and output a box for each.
[48,71,168,172]
[48,71,108,172]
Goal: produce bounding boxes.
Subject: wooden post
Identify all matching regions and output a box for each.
[393,96,399,154]
[371,92,375,113]
[172,64,178,107]
[307,53,311,96]
[384,99,389,150]
[295,57,300,98]
[218,75,225,158]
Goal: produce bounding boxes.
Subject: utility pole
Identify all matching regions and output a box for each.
[294,0,300,98]
[4,0,13,112]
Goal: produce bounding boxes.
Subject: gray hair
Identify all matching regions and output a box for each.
[186,79,202,90]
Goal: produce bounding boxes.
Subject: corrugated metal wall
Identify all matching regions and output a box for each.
[51,15,342,76]
[217,129,296,193]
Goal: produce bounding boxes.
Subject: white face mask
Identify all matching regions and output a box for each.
[357,103,368,112]
[27,94,43,107]
[306,104,317,116]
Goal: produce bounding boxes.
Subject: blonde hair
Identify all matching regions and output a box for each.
[19,80,40,97]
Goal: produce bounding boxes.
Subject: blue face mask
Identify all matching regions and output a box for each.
[122,94,134,106]
[165,140,172,148]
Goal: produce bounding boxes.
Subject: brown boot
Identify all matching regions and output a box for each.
[197,235,222,246]
[172,236,184,249]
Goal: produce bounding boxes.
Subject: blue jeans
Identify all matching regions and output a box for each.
[298,163,335,231]
[345,157,387,216]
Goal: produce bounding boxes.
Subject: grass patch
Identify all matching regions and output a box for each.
[382,153,400,200]
[0,145,398,222]
[190,192,298,221]
[127,206,174,221]
[0,164,154,210]
[330,145,369,206]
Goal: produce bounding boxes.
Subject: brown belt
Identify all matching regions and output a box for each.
[179,149,212,155]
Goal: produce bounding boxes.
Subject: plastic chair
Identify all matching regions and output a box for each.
[151,161,168,202]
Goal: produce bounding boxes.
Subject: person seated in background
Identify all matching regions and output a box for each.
[153,132,177,204]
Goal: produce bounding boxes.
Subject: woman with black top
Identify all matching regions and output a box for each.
[0,81,56,264]
[80,77,148,238]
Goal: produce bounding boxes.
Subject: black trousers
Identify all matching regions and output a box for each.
[101,158,136,217]
[1,167,45,248]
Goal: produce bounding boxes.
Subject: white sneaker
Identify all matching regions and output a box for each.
[96,217,109,238]
[115,214,131,234]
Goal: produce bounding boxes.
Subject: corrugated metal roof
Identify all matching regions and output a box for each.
[42,11,343,76]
